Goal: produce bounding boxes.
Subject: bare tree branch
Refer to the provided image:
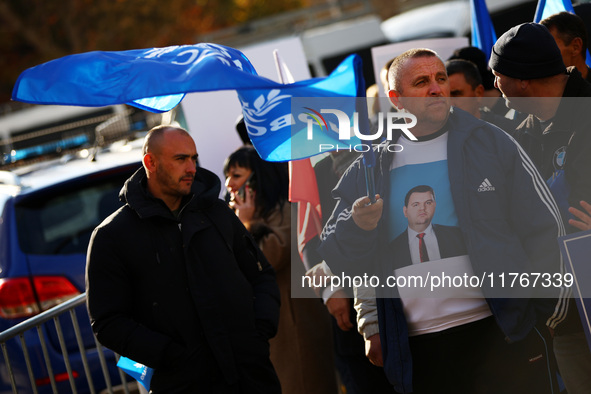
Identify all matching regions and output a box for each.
[0,0,63,57]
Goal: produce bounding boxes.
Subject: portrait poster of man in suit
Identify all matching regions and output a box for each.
[388,184,490,337]
[390,184,466,268]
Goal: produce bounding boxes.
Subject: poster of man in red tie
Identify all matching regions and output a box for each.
[389,185,467,267]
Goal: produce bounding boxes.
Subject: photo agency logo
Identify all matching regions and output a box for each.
[293,97,418,154]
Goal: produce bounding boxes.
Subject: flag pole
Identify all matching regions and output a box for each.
[351,62,377,204]
[274,49,323,237]
[273,49,294,84]
[357,97,377,204]
[277,49,376,204]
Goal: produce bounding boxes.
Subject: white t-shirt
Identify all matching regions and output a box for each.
[389,131,491,336]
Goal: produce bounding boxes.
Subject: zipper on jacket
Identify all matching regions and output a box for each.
[175,194,196,233]
[177,194,195,219]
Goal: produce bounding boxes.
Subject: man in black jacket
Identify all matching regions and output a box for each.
[86,125,281,393]
[490,22,591,394]
[490,22,591,227]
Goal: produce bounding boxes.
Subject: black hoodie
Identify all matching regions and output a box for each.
[86,166,281,393]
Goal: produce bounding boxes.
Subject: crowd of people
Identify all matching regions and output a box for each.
[84,10,591,394]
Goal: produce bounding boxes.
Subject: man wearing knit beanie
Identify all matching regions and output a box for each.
[489,22,567,112]
[490,23,566,80]
[491,22,591,394]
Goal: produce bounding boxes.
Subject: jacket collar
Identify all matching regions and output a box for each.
[376,108,479,169]
[119,166,222,220]
[520,67,591,137]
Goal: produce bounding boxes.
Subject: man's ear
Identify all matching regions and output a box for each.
[388,89,403,109]
[475,84,485,98]
[571,36,584,59]
[403,205,408,218]
[143,153,156,173]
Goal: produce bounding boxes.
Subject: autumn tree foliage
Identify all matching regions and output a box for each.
[0,0,306,104]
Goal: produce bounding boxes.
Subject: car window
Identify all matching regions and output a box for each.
[15,177,127,255]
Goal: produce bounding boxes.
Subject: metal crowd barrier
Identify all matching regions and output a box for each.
[0,293,139,394]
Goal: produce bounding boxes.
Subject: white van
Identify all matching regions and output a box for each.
[381,0,537,43]
[300,14,388,83]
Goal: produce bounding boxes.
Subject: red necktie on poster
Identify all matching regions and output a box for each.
[417,233,430,263]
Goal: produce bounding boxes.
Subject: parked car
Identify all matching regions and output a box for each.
[0,138,144,393]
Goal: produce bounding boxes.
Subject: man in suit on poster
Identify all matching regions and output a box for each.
[390,185,466,267]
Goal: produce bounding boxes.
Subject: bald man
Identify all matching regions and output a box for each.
[87,125,281,393]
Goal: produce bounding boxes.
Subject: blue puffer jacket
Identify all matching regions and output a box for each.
[318,108,568,393]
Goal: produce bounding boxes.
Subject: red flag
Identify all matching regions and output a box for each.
[289,158,322,258]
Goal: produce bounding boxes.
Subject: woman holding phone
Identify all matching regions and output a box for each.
[224,146,337,394]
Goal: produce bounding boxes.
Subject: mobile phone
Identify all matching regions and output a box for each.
[236,173,254,200]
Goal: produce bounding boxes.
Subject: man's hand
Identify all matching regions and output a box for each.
[326,290,353,331]
[365,333,383,366]
[352,195,383,231]
[569,200,591,231]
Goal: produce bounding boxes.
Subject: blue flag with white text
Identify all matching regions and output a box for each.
[470,0,497,62]
[12,44,259,112]
[238,56,365,161]
[116,356,153,390]
[12,43,364,162]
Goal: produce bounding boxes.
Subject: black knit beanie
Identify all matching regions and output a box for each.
[489,23,566,79]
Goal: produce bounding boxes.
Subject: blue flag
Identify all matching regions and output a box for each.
[116,356,153,390]
[12,44,260,112]
[534,0,575,22]
[533,0,591,66]
[12,43,364,162]
[238,55,365,161]
[470,0,497,62]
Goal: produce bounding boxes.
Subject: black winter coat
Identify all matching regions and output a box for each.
[513,67,591,336]
[86,167,281,393]
[513,67,591,225]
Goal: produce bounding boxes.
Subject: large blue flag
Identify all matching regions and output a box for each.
[12,43,364,162]
[533,0,591,66]
[12,44,258,112]
[470,0,497,62]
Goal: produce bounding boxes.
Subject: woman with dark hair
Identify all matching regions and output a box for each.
[224,146,337,394]
[224,146,289,239]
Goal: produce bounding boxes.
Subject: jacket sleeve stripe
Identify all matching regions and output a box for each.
[515,147,564,231]
[510,136,570,328]
[321,207,352,240]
